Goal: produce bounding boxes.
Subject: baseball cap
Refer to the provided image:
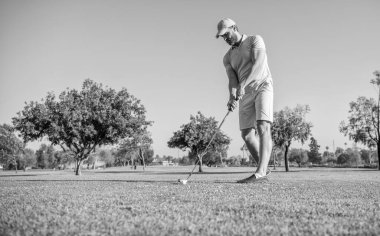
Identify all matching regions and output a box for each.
[215,18,236,38]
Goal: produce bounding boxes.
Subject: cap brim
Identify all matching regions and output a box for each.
[215,28,227,38]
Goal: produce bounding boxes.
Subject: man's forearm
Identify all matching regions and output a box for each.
[229,82,237,99]
[239,65,260,90]
[226,67,239,99]
[239,50,264,90]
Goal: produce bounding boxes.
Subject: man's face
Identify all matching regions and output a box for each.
[220,27,237,46]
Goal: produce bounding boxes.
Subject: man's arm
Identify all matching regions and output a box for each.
[224,56,239,111]
[236,48,265,97]
[237,35,267,97]
[226,64,239,100]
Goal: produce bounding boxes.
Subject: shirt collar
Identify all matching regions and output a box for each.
[231,34,247,50]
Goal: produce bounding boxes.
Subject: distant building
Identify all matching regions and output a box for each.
[162,161,176,166]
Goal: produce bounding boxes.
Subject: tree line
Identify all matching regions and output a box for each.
[1,71,379,174]
[0,139,156,172]
[277,141,376,168]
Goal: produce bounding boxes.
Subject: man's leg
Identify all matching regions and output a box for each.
[255,120,272,177]
[241,121,272,177]
[241,128,260,165]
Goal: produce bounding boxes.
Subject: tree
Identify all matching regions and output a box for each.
[116,130,153,170]
[99,149,114,167]
[0,124,24,172]
[335,147,344,157]
[360,149,371,165]
[271,105,313,172]
[85,152,98,169]
[270,147,284,168]
[227,155,243,167]
[13,79,152,175]
[167,111,231,172]
[18,148,36,170]
[202,148,228,167]
[140,148,154,165]
[340,71,380,170]
[115,138,136,166]
[322,146,336,165]
[135,131,154,170]
[178,155,191,165]
[35,144,55,169]
[308,137,322,164]
[337,153,350,165]
[347,148,361,167]
[54,150,75,169]
[322,146,329,163]
[215,143,229,166]
[84,148,115,169]
[288,148,308,167]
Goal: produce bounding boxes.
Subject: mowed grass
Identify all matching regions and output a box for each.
[0,166,379,236]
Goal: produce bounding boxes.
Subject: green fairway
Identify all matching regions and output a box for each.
[0,166,379,235]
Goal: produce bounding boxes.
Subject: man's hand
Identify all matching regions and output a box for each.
[236,84,244,100]
[227,97,238,111]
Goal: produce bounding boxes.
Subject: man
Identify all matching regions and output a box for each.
[216,18,273,183]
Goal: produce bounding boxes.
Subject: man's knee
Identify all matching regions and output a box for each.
[241,128,255,142]
[257,120,271,137]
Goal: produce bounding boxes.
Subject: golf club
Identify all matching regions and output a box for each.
[178,109,232,185]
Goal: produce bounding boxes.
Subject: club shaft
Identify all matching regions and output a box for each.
[186,110,231,180]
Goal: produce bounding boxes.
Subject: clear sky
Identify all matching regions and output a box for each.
[1,0,379,157]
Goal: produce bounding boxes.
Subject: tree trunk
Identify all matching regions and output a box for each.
[284,145,290,172]
[198,156,203,172]
[75,160,82,175]
[378,143,380,170]
[140,148,146,171]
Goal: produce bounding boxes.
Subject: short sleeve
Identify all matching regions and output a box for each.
[252,35,266,50]
[223,52,231,68]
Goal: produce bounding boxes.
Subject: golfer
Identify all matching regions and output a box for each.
[216,18,273,183]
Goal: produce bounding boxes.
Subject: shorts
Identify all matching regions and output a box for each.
[239,77,273,130]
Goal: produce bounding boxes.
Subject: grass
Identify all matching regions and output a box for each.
[0,166,379,235]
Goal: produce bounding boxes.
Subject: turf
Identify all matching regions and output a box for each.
[0,166,379,235]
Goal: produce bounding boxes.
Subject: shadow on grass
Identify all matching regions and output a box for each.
[296,168,379,172]
[213,180,270,184]
[2,179,244,185]
[0,174,39,177]
[95,171,253,175]
[3,179,177,183]
[94,171,147,174]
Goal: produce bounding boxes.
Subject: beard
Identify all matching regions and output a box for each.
[225,38,235,46]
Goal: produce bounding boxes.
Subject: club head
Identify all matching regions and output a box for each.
[178,179,188,185]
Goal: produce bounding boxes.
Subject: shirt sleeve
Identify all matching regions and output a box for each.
[223,51,231,68]
[252,35,266,50]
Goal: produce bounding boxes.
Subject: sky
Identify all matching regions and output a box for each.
[1,0,379,157]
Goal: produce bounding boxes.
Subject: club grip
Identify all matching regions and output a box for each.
[228,97,239,111]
